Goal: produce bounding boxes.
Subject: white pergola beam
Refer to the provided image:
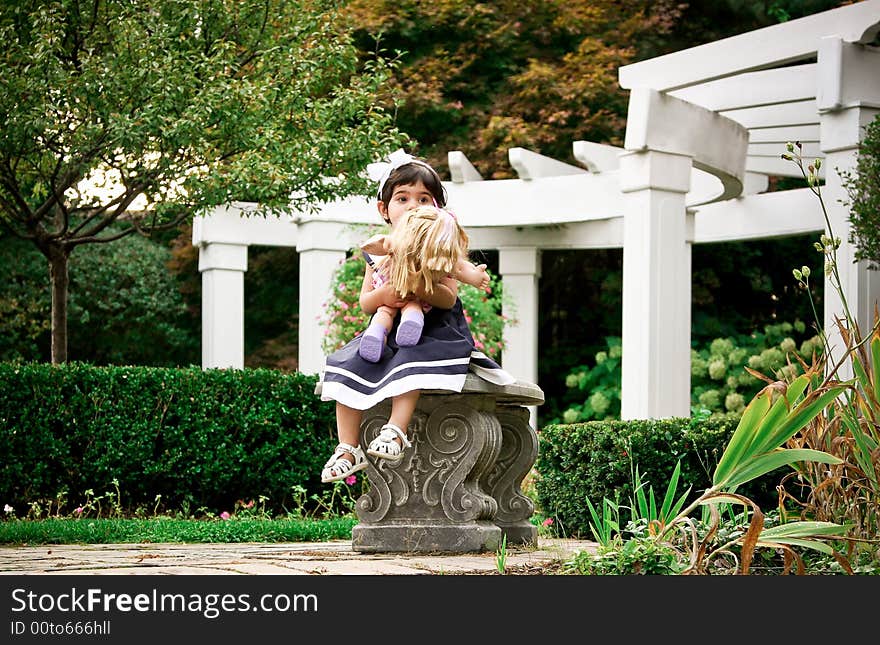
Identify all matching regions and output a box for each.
[748,124,820,143]
[466,218,623,251]
[193,203,298,247]
[721,100,818,129]
[748,141,822,158]
[818,37,880,111]
[508,147,588,180]
[572,141,622,173]
[446,173,621,226]
[625,88,748,202]
[744,155,824,179]
[448,150,484,182]
[618,0,880,91]
[692,188,824,243]
[669,64,816,111]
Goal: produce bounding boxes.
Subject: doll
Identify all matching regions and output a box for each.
[357,205,490,363]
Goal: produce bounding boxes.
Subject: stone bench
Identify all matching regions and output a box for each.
[315,374,543,553]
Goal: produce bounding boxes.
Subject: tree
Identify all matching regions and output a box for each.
[344,0,662,177]
[843,113,880,269]
[0,231,199,366]
[0,0,406,362]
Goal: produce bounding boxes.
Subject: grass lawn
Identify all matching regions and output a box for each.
[0,516,357,545]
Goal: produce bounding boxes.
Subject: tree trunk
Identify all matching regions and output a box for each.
[47,245,70,364]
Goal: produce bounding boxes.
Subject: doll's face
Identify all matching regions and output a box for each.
[378,180,436,228]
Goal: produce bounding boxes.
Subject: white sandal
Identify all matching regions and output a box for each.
[321,443,367,483]
[366,423,412,461]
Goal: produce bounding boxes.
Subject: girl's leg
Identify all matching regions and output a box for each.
[321,403,365,482]
[337,402,363,447]
[367,390,420,459]
[388,390,419,436]
[359,306,395,362]
[395,300,424,347]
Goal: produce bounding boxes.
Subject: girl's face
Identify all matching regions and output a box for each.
[378,180,436,228]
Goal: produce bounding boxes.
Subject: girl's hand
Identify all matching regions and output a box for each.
[378,282,407,308]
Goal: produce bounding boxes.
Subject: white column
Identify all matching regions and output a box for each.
[499,247,541,383]
[818,37,880,375]
[297,220,352,376]
[198,242,248,369]
[499,247,541,428]
[619,150,693,420]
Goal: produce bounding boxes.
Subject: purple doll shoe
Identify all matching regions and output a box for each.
[359,323,387,362]
[395,308,424,347]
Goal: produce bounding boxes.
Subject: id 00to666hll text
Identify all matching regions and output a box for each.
[11,620,110,637]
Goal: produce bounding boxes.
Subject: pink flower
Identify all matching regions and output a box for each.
[474,340,484,349]
[220,511,231,520]
[245,500,254,509]
[345,475,357,485]
[74,507,84,515]
[542,517,554,527]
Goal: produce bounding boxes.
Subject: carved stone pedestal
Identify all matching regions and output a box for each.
[349,375,543,554]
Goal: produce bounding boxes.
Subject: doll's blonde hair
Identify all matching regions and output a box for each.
[380,205,469,298]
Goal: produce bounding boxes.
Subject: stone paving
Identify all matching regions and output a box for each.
[0,538,598,575]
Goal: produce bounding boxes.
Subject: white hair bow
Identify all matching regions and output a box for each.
[366,149,433,200]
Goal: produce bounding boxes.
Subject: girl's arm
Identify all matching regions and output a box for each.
[359,263,407,314]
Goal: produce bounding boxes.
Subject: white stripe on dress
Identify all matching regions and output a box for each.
[323,356,471,388]
[320,373,468,410]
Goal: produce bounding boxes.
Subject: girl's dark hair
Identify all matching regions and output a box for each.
[379,162,447,208]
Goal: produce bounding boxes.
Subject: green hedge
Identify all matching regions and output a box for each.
[0,363,337,515]
[535,417,784,538]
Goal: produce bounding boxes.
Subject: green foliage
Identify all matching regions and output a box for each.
[319,247,512,360]
[781,143,880,544]
[565,535,685,575]
[558,336,622,424]
[0,363,338,515]
[534,416,784,538]
[0,232,198,366]
[842,113,880,269]
[458,273,512,360]
[555,321,822,425]
[0,236,50,361]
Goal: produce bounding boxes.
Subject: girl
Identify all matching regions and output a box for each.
[356,204,491,363]
[318,150,514,483]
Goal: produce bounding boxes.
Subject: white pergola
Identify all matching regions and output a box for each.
[193,0,880,420]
